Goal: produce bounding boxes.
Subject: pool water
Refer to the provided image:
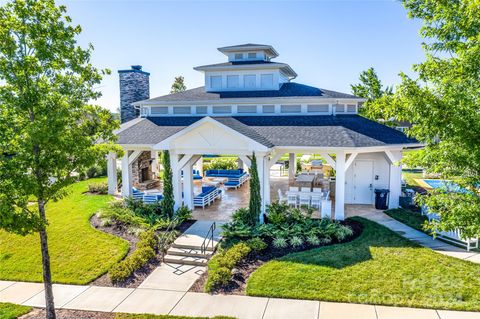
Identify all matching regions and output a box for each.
[422,179,464,193]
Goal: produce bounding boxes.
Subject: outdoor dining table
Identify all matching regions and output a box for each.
[295,174,316,189]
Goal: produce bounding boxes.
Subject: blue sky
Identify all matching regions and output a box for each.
[58,0,425,112]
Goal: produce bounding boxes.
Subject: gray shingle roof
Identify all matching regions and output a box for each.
[116,115,418,148]
[137,83,359,104]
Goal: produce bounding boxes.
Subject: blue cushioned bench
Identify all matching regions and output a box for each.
[181,169,203,180]
[194,186,222,209]
[205,169,249,188]
[132,188,163,204]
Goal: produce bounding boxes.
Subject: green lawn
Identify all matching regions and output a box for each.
[0,178,129,284]
[402,169,423,188]
[0,303,32,319]
[246,217,480,311]
[384,208,429,232]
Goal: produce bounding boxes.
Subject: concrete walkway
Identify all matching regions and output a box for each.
[138,220,225,291]
[1,280,480,319]
[353,209,480,263]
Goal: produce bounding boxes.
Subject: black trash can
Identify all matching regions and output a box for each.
[374,189,390,210]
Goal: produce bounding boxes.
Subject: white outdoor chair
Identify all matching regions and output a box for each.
[299,193,311,207]
[323,191,330,200]
[301,187,311,192]
[311,194,322,209]
[287,193,298,207]
[313,188,322,193]
[289,186,299,192]
[277,189,287,203]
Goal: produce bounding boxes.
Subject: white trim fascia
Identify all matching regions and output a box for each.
[152,116,270,152]
[273,143,424,154]
[119,144,154,150]
[133,97,365,107]
[193,63,290,73]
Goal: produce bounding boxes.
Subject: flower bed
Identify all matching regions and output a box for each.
[192,203,361,294]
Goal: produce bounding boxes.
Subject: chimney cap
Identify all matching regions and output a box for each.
[118,65,150,75]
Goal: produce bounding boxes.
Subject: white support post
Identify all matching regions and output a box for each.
[107,152,117,195]
[196,156,204,176]
[319,152,336,170]
[151,150,159,175]
[238,155,251,168]
[237,157,243,170]
[344,152,358,172]
[183,158,194,209]
[335,151,346,220]
[257,154,266,223]
[170,152,182,210]
[121,151,133,197]
[288,153,296,183]
[388,150,403,209]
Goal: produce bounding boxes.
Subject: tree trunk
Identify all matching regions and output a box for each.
[38,200,56,319]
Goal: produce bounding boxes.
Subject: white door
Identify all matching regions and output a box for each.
[352,160,374,204]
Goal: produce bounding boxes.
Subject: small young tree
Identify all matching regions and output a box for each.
[170,75,187,94]
[351,67,394,123]
[248,152,261,225]
[0,1,118,318]
[161,150,175,219]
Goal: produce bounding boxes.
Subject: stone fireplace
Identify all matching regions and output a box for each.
[132,151,159,189]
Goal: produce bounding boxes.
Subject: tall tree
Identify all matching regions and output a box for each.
[161,150,174,219]
[0,1,117,318]
[387,0,480,238]
[170,75,187,94]
[351,67,393,123]
[249,152,261,224]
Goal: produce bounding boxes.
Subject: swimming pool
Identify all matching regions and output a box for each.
[421,179,465,193]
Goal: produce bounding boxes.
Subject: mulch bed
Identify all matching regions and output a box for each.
[90,215,195,288]
[21,308,114,319]
[189,219,363,295]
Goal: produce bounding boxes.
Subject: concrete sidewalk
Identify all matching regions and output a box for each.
[1,280,480,319]
[353,209,480,263]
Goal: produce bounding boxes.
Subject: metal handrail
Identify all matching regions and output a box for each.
[200,222,216,254]
[158,216,181,262]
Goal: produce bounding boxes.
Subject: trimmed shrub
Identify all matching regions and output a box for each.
[88,182,108,194]
[205,242,251,292]
[203,158,237,171]
[246,237,267,252]
[109,230,158,283]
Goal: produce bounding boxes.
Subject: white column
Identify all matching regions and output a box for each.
[183,158,194,209]
[237,157,244,170]
[256,154,266,223]
[388,163,402,209]
[335,151,346,220]
[263,156,270,223]
[107,152,117,195]
[195,156,204,176]
[151,150,159,175]
[121,151,132,197]
[289,153,296,183]
[170,152,182,210]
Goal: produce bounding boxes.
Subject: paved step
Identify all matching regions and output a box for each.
[163,254,208,267]
[172,243,215,251]
[167,247,213,258]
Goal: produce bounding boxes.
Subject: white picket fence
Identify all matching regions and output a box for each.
[422,206,479,251]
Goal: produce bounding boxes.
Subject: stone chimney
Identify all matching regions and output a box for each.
[118,65,150,123]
